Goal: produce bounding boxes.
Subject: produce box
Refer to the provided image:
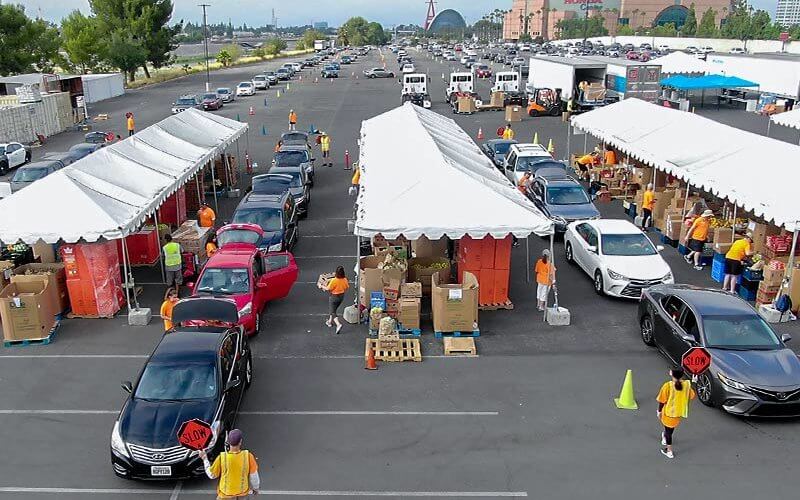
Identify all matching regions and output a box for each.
[713,227,733,245]
[383,278,400,301]
[12,263,69,314]
[411,236,448,259]
[431,271,478,333]
[317,273,335,289]
[490,91,505,107]
[358,254,407,307]
[748,221,780,254]
[0,281,58,342]
[369,309,388,330]
[172,220,212,257]
[0,261,15,290]
[400,282,422,298]
[763,263,785,285]
[398,297,421,329]
[408,257,451,296]
[458,96,477,114]
[504,104,522,122]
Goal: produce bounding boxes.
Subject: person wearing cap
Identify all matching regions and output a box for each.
[641,183,656,230]
[724,234,754,293]
[198,202,216,228]
[656,368,695,459]
[288,109,298,131]
[534,249,556,311]
[683,209,713,270]
[320,131,332,167]
[199,429,260,498]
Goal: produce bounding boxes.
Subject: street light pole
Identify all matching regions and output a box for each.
[583,0,590,46]
[199,3,211,92]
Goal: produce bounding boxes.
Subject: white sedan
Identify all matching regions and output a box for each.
[0,142,30,174]
[563,219,674,298]
[236,82,255,96]
[401,63,416,74]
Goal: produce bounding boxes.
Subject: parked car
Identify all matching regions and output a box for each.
[730,47,746,54]
[341,55,353,64]
[321,64,340,78]
[626,51,640,60]
[201,92,223,110]
[657,44,670,52]
[289,62,302,72]
[364,67,395,78]
[401,63,416,74]
[528,176,600,233]
[700,46,714,54]
[252,74,269,90]
[480,139,517,168]
[215,87,235,103]
[276,68,291,81]
[69,142,104,158]
[171,94,202,113]
[564,219,673,297]
[638,285,800,416]
[236,82,255,96]
[42,150,82,167]
[232,188,300,251]
[0,141,31,174]
[10,160,65,192]
[83,131,114,145]
[110,298,253,479]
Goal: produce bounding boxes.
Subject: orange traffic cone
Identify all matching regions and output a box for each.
[477,127,484,140]
[365,346,378,370]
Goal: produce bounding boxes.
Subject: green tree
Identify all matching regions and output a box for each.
[62,11,105,73]
[296,40,306,50]
[216,49,232,66]
[682,4,697,36]
[616,24,634,36]
[300,28,327,50]
[264,37,287,55]
[105,31,147,81]
[555,16,608,39]
[519,33,533,42]
[652,22,678,37]
[0,5,64,75]
[339,16,369,46]
[29,18,64,72]
[696,8,718,37]
[365,21,388,45]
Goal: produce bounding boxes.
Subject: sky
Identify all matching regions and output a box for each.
[23,0,776,27]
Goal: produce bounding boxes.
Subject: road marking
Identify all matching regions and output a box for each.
[0,487,527,497]
[170,482,183,500]
[239,411,499,416]
[0,354,148,359]
[257,354,478,359]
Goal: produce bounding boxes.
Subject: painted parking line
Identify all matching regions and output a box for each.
[0,354,479,360]
[0,410,496,416]
[0,487,528,497]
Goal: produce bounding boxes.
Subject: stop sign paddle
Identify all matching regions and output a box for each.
[177,418,214,451]
[681,346,712,376]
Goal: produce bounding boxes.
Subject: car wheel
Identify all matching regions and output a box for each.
[529,109,538,117]
[696,372,715,407]
[0,162,7,175]
[565,242,574,264]
[639,315,656,346]
[24,151,31,162]
[244,352,253,388]
[593,270,605,295]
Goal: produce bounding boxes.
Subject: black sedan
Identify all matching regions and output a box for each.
[111,298,253,479]
[638,285,800,417]
[480,139,518,169]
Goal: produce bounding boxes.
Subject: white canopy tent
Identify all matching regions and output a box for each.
[770,107,800,130]
[355,103,554,240]
[0,108,247,244]
[570,98,800,231]
[650,51,708,75]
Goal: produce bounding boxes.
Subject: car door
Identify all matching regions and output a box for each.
[584,226,601,273]
[260,252,298,302]
[671,306,701,362]
[251,255,267,313]
[653,296,690,363]
[219,333,240,426]
[7,144,24,168]
[504,151,517,182]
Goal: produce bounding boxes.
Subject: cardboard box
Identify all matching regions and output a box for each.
[385,298,400,318]
[713,227,733,245]
[431,271,478,332]
[458,96,477,113]
[408,257,451,295]
[714,242,733,255]
[400,282,422,298]
[317,273,335,289]
[12,263,69,314]
[0,281,57,342]
[763,265,785,285]
[490,91,505,107]
[398,297,421,329]
[0,261,14,290]
[787,268,800,312]
[504,105,522,122]
[358,256,406,306]
[749,221,780,254]
[665,221,683,240]
[411,236,448,258]
[383,278,400,301]
[369,310,388,330]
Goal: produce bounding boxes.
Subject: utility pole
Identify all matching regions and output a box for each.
[583,0,590,46]
[199,3,211,92]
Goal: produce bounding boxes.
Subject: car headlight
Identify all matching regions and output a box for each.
[238,302,253,319]
[296,195,306,203]
[662,271,674,282]
[718,373,750,392]
[268,243,282,252]
[111,421,129,458]
[607,269,627,281]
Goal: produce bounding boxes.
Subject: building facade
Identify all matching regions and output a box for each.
[776,0,800,27]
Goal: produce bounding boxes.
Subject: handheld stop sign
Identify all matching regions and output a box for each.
[177,418,214,451]
[681,346,712,376]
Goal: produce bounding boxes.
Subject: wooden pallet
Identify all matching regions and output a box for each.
[3,321,59,348]
[365,338,422,362]
[443,337,476,356]
[434,329,480,339]
[479,301,514,311]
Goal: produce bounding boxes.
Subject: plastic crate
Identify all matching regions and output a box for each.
[678,244,689,256]
[737,284,757,301]
[711,259,726,283]
[742,267,763,281]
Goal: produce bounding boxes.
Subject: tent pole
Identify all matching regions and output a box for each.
[525,235,530,284]
[583,133,587,153]
[786,223,799,298]
[681,183,692,219]
[153,211,166,284]
[566,123,571,162]
[195,173,202,206]
[731,204,737,243]
[222,152,233,191]
[210,160,220,215]
[235,138,241,167]
[120,237,132,314]
[766,119,771,137]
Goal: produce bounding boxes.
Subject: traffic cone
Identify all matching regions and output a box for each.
[286,83,291,91]
[547,138,555,154]
[613,369,638,410]
[533,132,539,144]
[248,106,255,116]
[365,346,378,370]
[236,113,241,122]
[264,98,268,108]
[477,127,484,140]
[261,125,267,136]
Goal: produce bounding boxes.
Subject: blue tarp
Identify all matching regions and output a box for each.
[660,74,759,90]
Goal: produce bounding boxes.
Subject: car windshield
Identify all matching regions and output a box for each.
[217,228,262,247]
[516,156,554,171]
[546,186,589,205]
[202,93,217,100]
[13,168,48,182]
[252,177,291,194]
[135,362,217,401]
[217,88,230,94]
[281,133,307,143]
[324,65,336,70]
[272,171,302,187]
[703,315,782,349]
[275,151,307,165]
[232,208,283,232]
[254,75,266,80]
[238,83,251,87]
[493,142,513,154]
[601,233,657,256]
[0,146,5,154]
[176,98,196,105]
[196,267,251,295]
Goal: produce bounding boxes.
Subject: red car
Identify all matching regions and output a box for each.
[190,224,298,335]
[475,65,493,78]
[626,51,640,61]
[201,92,223,110]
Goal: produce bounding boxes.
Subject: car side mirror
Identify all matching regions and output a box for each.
[121,381,133,394]
[781,333,792,343]
[656,245,665,252]
[587,245,597,253]
[225,378,242,392]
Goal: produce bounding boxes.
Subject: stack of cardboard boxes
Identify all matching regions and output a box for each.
[432,271,479,333]
[398,282,422,330]
[172,220,213,265]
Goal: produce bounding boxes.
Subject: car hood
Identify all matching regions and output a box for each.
[548,202,600,221]
[601,254,671,280]
[709,348,800,388]
[120,398,217,448]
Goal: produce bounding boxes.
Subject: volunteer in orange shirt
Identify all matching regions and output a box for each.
[197,202,216,228]
[319,265,349,334]
[159,288,179,331]
[683,209,713,270]
[641,183,656,230]
[288,109,298,131]
[206,232,218,259]
[534,249,556,311]
[724,234,753,292]
[656,368,695,459]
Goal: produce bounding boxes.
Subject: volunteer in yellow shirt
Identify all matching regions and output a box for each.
[641,183,656,229]
[534,249,556,311]
[199,429,260,498]
[319,266,349,334]
[656,369,696,459]
[502,123,515,140]
[126,113,135,136]
[159,288,178,331]
[683,209,713,270]
[724,234,753,293]
[320,131,332,167]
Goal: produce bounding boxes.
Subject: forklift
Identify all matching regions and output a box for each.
[526,88,562,117]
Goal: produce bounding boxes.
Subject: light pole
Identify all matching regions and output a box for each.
[199,3,211,91]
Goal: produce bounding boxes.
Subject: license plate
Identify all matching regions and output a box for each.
[150,466,171,476]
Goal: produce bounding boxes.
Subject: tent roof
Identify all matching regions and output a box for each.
[650,51,708,75]
[0,108,247,244]
[355,103,554,239]
[570,98,800,231]
[660,74,759,90]
[771,107,800,130]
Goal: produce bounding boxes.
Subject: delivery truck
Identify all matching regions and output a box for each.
[445,71,477,103]
[587,57,662,102]
[402,73,432,108]
[526,55,616,113]
[706,52,800,99]
[491,71,527,106]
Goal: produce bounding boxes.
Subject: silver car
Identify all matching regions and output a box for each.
[216,87,235,102]
[252,74,269,90]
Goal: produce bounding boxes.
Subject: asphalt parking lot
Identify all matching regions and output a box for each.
[1,48,799,499]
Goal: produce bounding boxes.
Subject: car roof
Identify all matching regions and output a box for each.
[587,218,643,234]
[43,151,80,160]
[151,330,222,363]
[655,285,756,316]
[238,81,253,85]
[22,160,61,169]
[179,93,198,98]
[238,191,287,208]
[511,144,550,156]
[70,142,99,150]
[270,166,302,175]
[206,247,257,265]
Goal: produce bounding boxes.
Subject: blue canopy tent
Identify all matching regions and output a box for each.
[659,74,759,109]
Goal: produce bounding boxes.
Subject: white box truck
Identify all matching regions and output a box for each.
[527,56,610,112]
[492,71,527,106]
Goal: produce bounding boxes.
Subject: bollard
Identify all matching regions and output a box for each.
[344,150,351,170]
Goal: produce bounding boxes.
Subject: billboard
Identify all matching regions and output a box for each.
[548,0,621,12]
